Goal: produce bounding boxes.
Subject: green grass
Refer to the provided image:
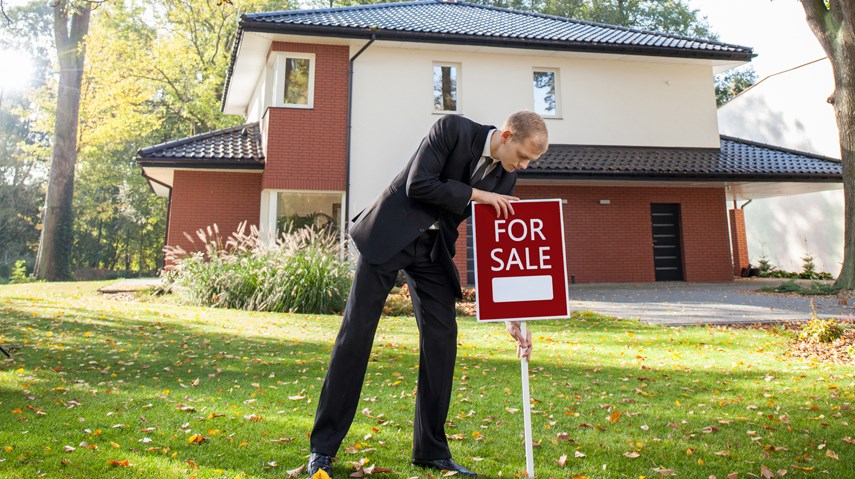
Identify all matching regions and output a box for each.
[0,282,853,479]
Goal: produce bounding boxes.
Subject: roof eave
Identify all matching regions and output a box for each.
[518,172,843,182]
[136,159,266,170]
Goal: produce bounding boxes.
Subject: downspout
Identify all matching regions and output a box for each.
[345,35,375,243]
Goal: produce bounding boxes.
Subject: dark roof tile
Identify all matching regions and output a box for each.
[240,0,752,59]
[137,123,264,169]
[521,136,841,181]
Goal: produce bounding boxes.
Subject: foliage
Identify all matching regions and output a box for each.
[9,260,35,284]
[715,65,757,106]
[164,222,353,314]
[799,318,845,343]
[0,1,54,275]
[383,291,414,316]
[2,282,855,477]
[758,280,839,296]
[756,255,776,275]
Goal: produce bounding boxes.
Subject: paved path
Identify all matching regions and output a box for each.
[567,279,853,326]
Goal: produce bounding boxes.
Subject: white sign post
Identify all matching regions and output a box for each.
[520,322,534,478]
[471,199,570,479]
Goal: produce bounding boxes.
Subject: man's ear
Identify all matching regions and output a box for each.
[501,130,513,142]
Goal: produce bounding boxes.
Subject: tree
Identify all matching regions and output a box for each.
[34,0,91,280]
[715,65,757,106]
[799,0,855,289]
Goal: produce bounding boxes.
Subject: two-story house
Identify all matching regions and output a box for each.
[138,0,842,284]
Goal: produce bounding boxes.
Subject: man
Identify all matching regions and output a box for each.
[307,111,549,478]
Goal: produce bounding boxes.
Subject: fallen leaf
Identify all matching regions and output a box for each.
[285,464,306,477]
[608,411,622,423]
[557,454,567,467]
[624,452,640,458]
[826,449,839,460]
[760,465,774,479]
[312,470,331,479]
[574,450,586,458]
[187,434,208,444]
[653,467,676,477]
[108,460,131,467]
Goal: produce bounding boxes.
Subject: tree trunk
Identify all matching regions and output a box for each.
[34,1,90,280]
[799,0,855,289]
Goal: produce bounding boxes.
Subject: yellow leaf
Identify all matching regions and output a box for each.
[312,469,330,479]
[109,460,131,467]
[608,411,622,423]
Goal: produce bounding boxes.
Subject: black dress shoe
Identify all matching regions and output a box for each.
[307,453,334,478]
[412,458,477,477]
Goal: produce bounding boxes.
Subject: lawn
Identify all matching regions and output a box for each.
[0,281,853,479]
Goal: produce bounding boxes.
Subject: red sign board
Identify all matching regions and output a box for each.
[472,199,569,322]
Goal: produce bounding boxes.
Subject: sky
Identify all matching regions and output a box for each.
[687,0,826,78]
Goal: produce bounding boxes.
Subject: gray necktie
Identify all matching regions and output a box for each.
[470,158,494,185]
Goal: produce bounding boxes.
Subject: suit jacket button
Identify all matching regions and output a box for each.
[419,228,426,233]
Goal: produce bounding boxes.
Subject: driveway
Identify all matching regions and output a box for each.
[567,279,853,326]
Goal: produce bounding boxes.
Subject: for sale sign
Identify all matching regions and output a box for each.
[472,199,569,322]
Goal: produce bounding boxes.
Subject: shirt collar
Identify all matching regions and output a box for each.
[482,129,497,160]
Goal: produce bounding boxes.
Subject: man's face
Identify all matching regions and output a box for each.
[494,131,546,173]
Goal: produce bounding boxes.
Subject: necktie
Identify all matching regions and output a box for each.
[470,157,494,185]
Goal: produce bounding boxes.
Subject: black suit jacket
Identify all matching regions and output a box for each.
[350,115,517,293]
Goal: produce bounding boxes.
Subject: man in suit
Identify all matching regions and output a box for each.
[307,111,549,478]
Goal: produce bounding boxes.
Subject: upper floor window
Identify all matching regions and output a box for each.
[272,52,315,108]
[433,62,460,112]
[533,68,560,117]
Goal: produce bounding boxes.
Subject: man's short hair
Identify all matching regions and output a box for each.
[503,111,548,151]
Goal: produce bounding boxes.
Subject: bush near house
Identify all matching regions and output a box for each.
[163,222,352,314]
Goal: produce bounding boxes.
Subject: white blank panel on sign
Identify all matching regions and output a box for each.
[491,275,554,303]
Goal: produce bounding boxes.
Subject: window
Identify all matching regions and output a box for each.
[273,53,315,108]
[533,69,560,117]
[433,63,460,112]
[276,191,342,237]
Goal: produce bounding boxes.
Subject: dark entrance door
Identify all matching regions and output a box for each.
[651,203,684,281]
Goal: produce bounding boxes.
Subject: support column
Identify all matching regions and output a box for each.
[729,208,750,276]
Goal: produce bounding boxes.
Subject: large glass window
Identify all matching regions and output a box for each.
[533,69,559,117]
[433,63,460,112]
[276,191,342,237]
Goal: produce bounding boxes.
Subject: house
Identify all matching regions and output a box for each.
[718,58,843,275]
[137,0,843,284]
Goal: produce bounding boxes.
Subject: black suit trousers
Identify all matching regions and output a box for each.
[310,230,458,460]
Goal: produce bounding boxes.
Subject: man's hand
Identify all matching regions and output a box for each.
[471,189,518,219]
[505,321,532,361]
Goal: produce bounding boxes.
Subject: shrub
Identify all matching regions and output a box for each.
[383,293,414,317]
[757,256,776,275]
[164,222,352,314]
[799,318,844,343]
[10,260,35,284]
[759,280,838,296]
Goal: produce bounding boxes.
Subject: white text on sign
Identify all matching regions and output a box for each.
[490,219,552,272]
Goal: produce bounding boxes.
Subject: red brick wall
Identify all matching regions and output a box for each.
[729,208,749,276]
[167,171,262,254]
[454,184,733,284]
[262,42,349,191]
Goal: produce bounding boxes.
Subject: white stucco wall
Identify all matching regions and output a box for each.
[718,59,843,275]
[348,44,721,216]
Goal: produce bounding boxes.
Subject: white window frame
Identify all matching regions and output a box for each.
[259,189,346,255]
[432,62,462,114]
[532,67,561,118]
[270,52,316,109]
